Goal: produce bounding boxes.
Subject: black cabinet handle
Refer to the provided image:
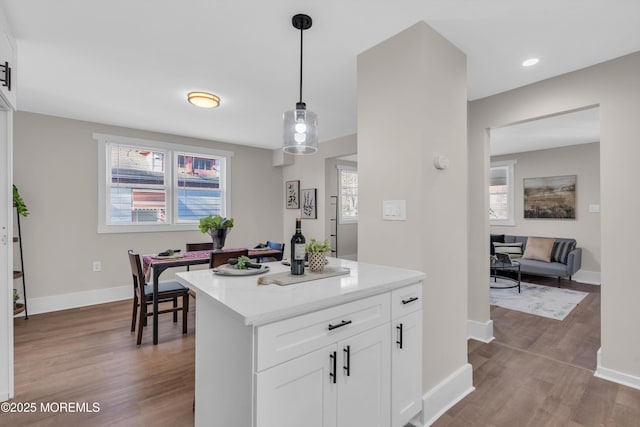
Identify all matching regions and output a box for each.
[396,323,404,349]
[343,345,351,376]
[401,296,419,305]
[328,319,352,331]
[329,351,337,384]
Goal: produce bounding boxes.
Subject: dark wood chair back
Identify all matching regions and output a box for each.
[186,242,213,252]
[210,249,249,268]
[128,249,146,290]
[127,250,189,345]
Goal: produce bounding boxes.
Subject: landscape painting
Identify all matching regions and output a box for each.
[523,175,576,219]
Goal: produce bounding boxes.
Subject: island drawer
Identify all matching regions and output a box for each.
[391,282,422,319]
[256,293,390,372]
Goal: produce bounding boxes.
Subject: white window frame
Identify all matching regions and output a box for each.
[337,164,358,224]
[95,133,233,234]
[489,159,516,226]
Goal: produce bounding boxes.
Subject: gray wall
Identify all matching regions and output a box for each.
[13,112,282,301]
[281,134,358,248]
[491,142,601,274]
[358,21,469,401]
[468,52,640,382]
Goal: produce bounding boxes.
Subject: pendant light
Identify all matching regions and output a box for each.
[283,14,318,155]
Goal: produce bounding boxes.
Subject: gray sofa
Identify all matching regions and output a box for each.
[492,234,582,287]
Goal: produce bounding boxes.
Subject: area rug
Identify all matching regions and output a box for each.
[490,279,588,320]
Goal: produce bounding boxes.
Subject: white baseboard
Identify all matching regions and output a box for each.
[572,270,600,285]
[594,348,640,390]
[467,319,494,343]
[14,285,131,317]
[422,363,474,426]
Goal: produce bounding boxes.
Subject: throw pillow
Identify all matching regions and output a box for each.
[493,242,523,258]
[490,234,505,255]
[551,240,576,263]
[522,237,555,262]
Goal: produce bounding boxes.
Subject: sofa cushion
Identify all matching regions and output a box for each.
[522,237,555,262]
[551,240,576,263]
[493,242,523,258]
[516,258,569,276]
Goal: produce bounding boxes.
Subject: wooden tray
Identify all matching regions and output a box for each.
[257,267,350,286]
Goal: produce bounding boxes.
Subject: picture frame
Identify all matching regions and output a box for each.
[523,175,576,219]
[286,180,300,209]
[301,188,317,219]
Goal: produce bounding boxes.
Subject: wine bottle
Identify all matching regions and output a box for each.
[290,218,306,275]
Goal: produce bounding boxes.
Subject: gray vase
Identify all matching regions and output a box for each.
[210,228,229,251]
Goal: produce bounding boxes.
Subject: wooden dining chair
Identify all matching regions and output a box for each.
[186,242,213,252]
[128,250,190,345]
[185,242,213,271]
[210,248,249,268]
[258,241,285,262]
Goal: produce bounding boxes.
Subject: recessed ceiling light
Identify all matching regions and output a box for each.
[522,58,539,67]
[187,91,220,108]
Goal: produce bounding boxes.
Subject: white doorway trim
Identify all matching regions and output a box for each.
[0,100,13,401]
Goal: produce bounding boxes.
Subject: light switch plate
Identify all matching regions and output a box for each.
[383,200,406,220]
[589,204,600,213]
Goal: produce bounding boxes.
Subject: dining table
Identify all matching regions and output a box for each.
[143,247,283,345]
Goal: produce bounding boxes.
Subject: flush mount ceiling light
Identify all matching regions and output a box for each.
[522,57,540,67]
[283,13,318,155]
[188,91,220,108]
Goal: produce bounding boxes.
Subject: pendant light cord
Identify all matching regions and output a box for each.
[299,26,303,105]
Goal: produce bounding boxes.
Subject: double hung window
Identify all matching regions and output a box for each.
[95,133,232,233]
[337,165,358,224]
[489,160,516,226]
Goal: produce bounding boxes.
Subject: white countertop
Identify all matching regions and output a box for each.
[176,258,425,326]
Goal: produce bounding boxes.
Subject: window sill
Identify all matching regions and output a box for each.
[490,220,516,227]
[97,224,199,234]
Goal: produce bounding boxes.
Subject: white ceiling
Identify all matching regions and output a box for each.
[490,107,600,156]
[2,1,639,150]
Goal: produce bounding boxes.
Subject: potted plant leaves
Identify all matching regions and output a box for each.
[305,238,331,272]
[199,215,234,251]
[13,185,28,217]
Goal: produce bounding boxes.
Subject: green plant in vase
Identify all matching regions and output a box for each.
[199,215,234,251]
[305,238,331,272]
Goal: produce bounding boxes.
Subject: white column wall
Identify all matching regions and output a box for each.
[357,21,469,396]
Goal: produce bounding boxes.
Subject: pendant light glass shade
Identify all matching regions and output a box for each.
[283,14,317,155]
[283,102,318,154]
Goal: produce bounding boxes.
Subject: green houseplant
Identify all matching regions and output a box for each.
[13,185,29,217]
[305,238,331,272]
[199,215,234,251]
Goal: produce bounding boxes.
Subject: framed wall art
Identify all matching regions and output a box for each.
[286,180,300,209]
[523,175,576,219]
[301,188,317,219]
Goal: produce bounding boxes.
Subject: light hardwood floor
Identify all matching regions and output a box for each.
[434,275,640,427]
[7,276,640,426]
[9,299,197,426]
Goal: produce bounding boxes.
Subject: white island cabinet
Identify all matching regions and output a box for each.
[176,259,425,427]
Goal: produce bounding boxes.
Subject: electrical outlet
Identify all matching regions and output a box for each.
[93,261,102,272]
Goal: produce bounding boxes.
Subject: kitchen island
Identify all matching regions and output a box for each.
[176,258,425,427]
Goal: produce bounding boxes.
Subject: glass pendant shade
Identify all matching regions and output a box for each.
[283,103,318,155]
